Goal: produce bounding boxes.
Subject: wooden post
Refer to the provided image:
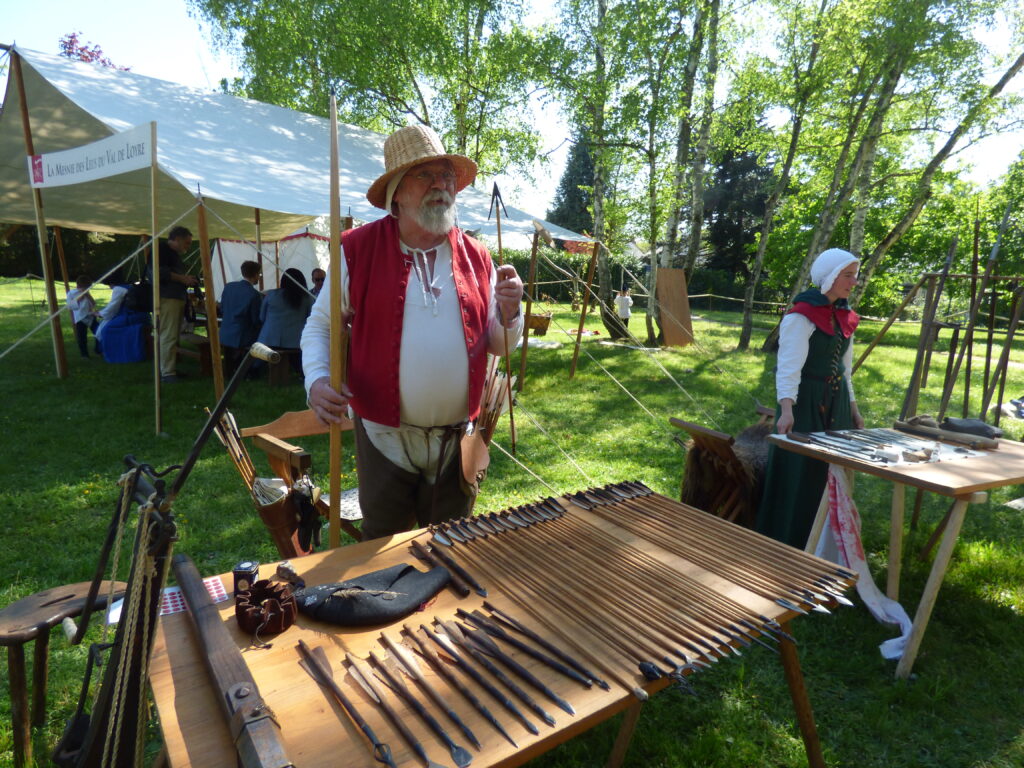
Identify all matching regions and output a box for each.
[899,275,938,421]
[778,621,826,768]
[517,230,540,392]
[151,121,163,435]
[196,201,225,399]
[979,285,1024,420]
[853,274,924,373]
[53,225,71,294]
[12,50,68,379]
[569,241,599,379]
[254,208,265,291]
[215,239,227,290]
[887,482,906,600]
[327,93,348,550]
[604,701,643,768]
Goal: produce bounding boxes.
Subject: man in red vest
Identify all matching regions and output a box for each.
[302,125,524,539]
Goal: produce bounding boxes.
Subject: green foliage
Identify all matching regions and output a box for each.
[188,0,554,177]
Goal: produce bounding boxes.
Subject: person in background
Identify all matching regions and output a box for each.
[310,267,326,297]
[66,274,100,358]
[302,124,524,540]
[756,248,864,548]
[258,267,313,373]
[148,226,198,382]
[614,287,633,330]
[219,260,264,377]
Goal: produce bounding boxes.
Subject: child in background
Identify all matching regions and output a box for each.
[615,287,633,330]
[66,274,101,358]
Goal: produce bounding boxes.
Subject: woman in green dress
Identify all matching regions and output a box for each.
[757,249,864,548]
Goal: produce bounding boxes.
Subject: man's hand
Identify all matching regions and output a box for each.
[495,264,524,326]
[308,376,353,425]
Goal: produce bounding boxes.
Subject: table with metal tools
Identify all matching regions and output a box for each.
[150,483,855,768]
[768,428,1024,678]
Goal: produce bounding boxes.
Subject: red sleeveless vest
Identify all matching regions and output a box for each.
[343,216,493,427]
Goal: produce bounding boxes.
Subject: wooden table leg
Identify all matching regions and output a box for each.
[895,494,979,679]
[32,627,50,727]
[604,700,644,768]
[804,482,831,554]
[778,621,825,768]
[887,483,906,600]
[8,643,31,768]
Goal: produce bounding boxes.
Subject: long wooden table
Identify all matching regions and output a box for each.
[150,488,852,767]
[768,431,1024,678]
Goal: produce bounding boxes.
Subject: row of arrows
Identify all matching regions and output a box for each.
[296,604,601,768]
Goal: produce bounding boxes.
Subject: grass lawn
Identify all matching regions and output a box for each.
[1,276,1023,767]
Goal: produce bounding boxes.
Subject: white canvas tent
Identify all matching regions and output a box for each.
[212,231,330,298]
[0,45,589,247]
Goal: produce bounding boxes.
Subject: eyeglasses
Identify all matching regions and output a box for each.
[313,277,325,283]
[411,169,457,186]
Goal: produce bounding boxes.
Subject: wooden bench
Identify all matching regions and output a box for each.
[0,581,126,768]
[177,332,212,377]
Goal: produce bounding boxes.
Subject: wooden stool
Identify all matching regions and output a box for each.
[0,581,126,768]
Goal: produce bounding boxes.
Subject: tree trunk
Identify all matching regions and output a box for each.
[591,0,621,338]
[738,0,829,350]
[681,0,719,276]
[855,50,1024,298]
[793,53,903,299]
[662,1,707,266]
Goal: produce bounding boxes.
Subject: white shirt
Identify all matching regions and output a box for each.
[66,287,97,324]
[614,294,633,319]
[301,237,523,476]
[776,312,856,404]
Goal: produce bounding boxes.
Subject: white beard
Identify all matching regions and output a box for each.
[414,191,457,236]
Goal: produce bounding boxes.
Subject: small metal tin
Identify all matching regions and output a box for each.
[232,560,260,595]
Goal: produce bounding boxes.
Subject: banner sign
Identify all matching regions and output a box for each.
[27,122,153,188]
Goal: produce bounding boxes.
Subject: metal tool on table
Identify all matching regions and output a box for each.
[296,640,396,768]
[427,543,487,597]
[422,623,539,736]
[482,602,610,691]
[457,609,593,688]
[438,619,557,727]
[370,649,474,768]
[409,539,471,598]
[380,633,481,750]
[403,625,519,748]
[457,622,576,716]
[347,652,444,768]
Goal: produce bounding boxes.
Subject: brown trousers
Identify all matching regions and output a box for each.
[353,415,471,540]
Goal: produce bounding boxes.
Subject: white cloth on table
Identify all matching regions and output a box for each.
[817,465,913,660]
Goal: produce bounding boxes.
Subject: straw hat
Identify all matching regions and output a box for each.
[367,125,477,210]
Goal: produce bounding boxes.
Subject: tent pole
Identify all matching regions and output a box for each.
[197,200,225,399]
[53,225,71,294]
[216,239,227,290]
[12,50,68,379]
[569,241,600,379]
[517,230,539,392]
[254,208,265,290]
[151,121,163,435]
